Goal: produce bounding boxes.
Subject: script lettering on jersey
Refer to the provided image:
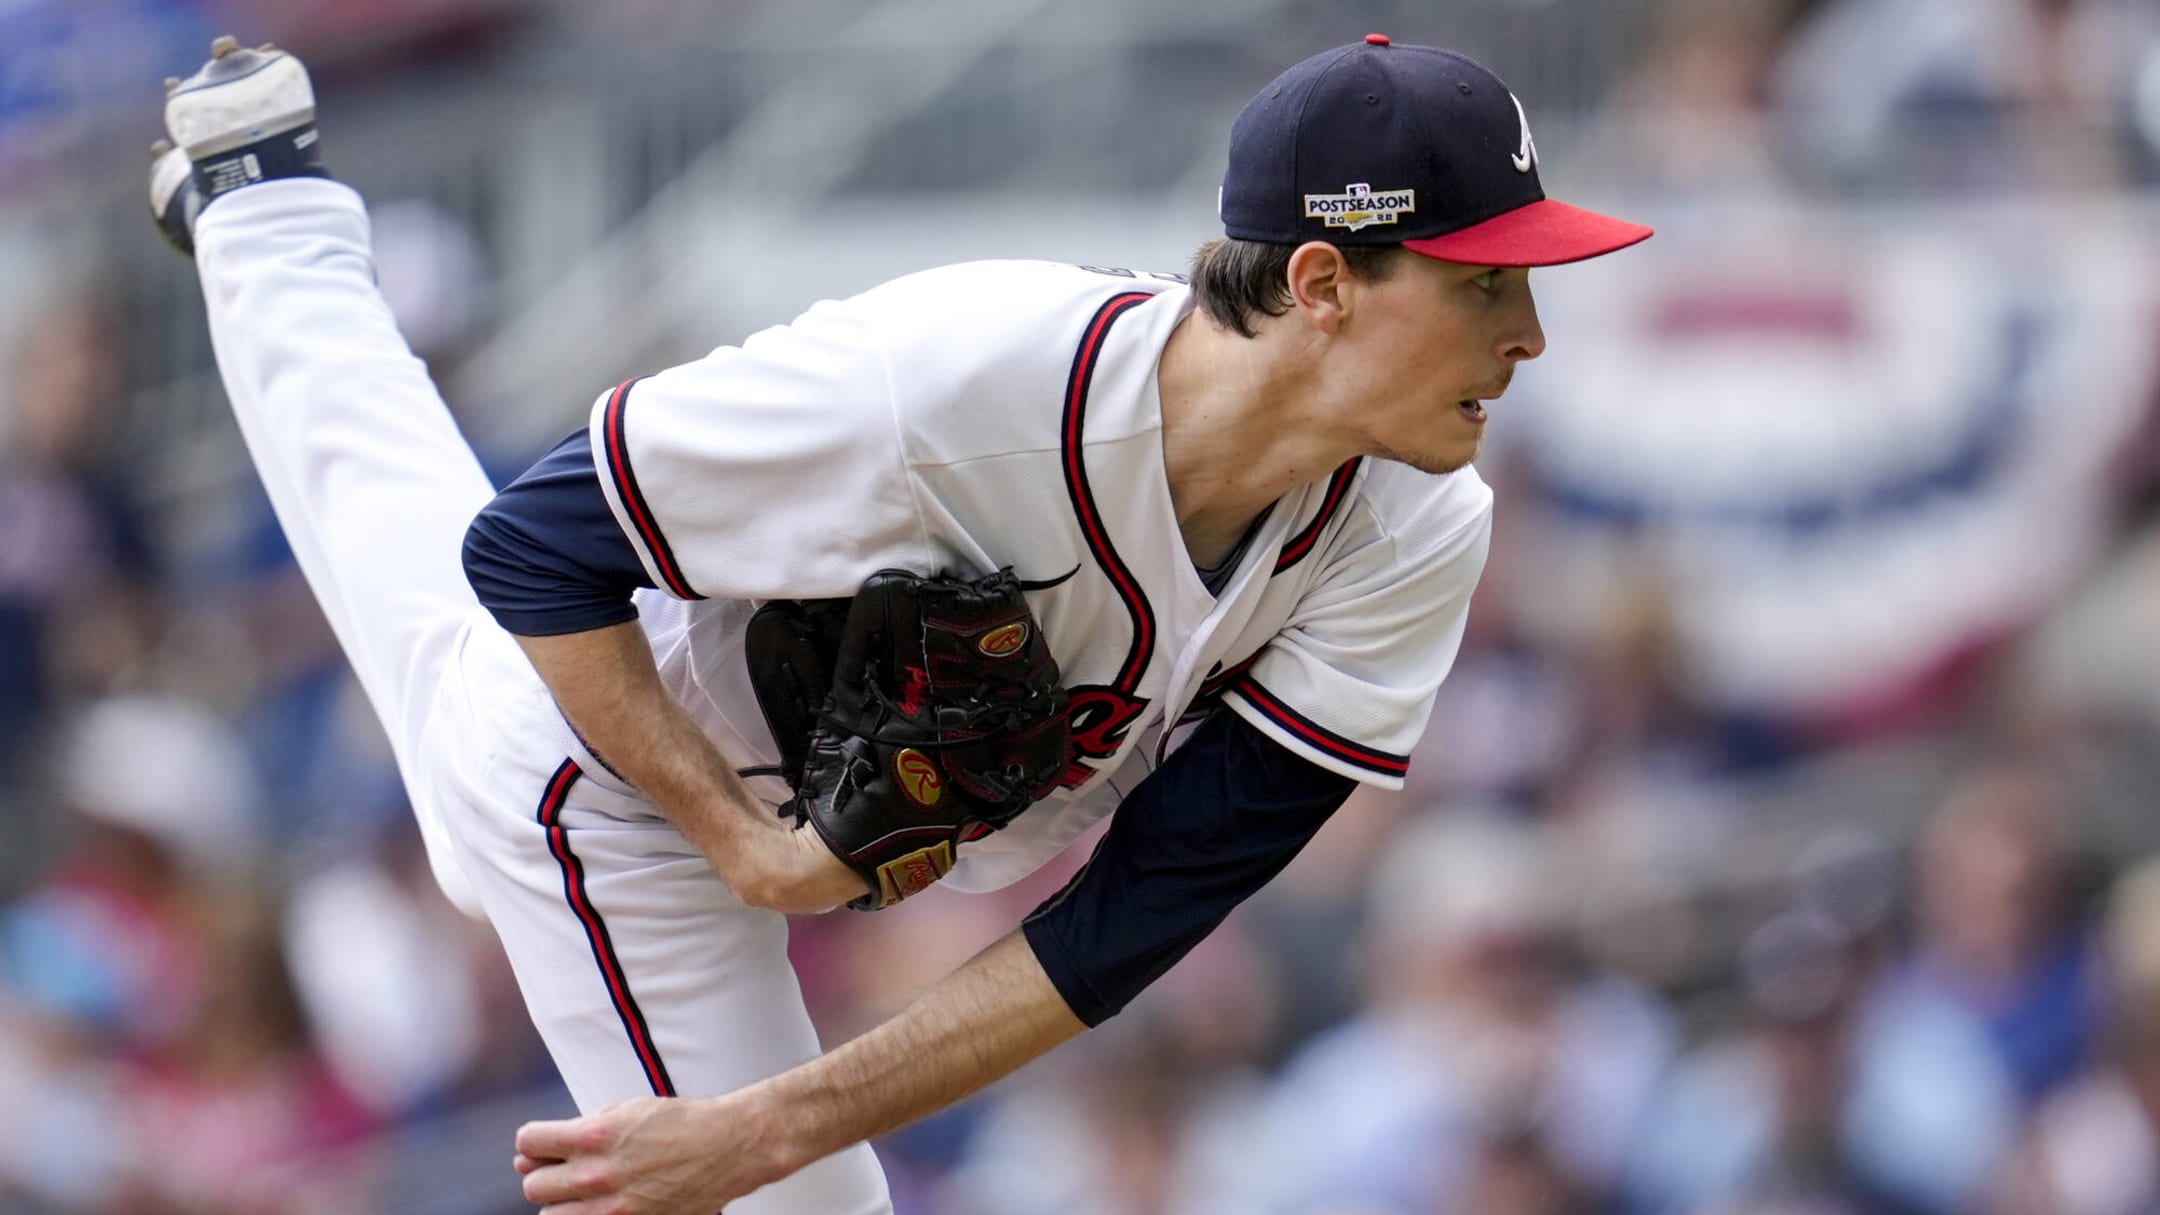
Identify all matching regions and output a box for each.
[1060,684,1150,788]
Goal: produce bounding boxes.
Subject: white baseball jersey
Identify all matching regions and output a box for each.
[587,260,1494,892]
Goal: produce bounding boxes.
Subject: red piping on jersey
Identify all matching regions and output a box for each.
[1276,458,1362,573]
[1196,649,1262,701]
[602,377,703,601]
[1232,676,1410,777]
[1061,291,1158,692]
[537,758,677,1097]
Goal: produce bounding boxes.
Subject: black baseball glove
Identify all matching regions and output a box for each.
[745,569,1070,910]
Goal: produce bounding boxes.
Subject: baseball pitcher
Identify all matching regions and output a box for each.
[148,31,1649,1214]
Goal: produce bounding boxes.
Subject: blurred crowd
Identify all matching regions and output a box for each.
[6,0,2160,1213]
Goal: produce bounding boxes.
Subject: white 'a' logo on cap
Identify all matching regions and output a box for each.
[1510,93,1539,174]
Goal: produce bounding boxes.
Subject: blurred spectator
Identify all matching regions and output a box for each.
[1588,0,1794,192]
[0,295,162,814]
[1773,0,2160,190]
[110,886,381,1215]
[0,693,265,1209]
[1253,814,1676,1214]
[3,694,262,1043]
[280,833,491,1118]
[1628,904,2018,1214]
[2011,855,2160,1215]
[1901,764,2100,1104]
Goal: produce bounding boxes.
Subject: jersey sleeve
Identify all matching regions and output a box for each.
[1021,708,1355,1027]
[462,429,655,636]
[587,298,930,601]
[1223,470,1493,788]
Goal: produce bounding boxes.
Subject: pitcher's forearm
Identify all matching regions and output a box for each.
[512,622,866,911]
[514,622,735,816]
[750,930,1087,1176]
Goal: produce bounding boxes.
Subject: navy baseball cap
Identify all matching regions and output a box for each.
[1220,35,1652,266]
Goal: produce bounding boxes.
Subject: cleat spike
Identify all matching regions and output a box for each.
[210,35,240,58]
[165,76,181,94]
[150,138,174,157]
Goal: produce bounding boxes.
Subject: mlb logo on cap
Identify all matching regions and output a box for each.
[1219,35,1651,267]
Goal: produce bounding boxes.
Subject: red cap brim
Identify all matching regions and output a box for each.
[1402,198,1652,267]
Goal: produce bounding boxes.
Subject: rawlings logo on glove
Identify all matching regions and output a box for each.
[746,568,1071,910]
[894,750,943,806]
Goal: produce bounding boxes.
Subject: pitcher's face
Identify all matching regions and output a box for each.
[1331,257,1546,474]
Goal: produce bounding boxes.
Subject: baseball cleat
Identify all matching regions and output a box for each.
[162,36,328,207]
[147,139,202,257]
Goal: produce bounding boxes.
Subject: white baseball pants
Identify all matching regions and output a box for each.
[192,178,891,1214]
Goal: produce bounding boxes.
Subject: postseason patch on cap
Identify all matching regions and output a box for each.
[1303,183,1417,231]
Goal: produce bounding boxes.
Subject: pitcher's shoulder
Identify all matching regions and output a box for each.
[843,260,1189,462]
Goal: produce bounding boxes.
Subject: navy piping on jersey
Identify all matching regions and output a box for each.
[1061,291,1159,693]
[600,377,704,601]
[1232,674,1410,777]
[1195,649,1263,702]
[1276,458,1362,574]
[536,759,677,1096]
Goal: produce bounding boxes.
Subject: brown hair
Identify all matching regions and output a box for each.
[1187,238,1403,339]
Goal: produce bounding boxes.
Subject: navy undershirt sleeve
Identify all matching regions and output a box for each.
[462,429,655,636]
[1022,709,1357,1027]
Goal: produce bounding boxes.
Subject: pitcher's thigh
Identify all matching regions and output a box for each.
[195,181,497,782]
[446,760,892,1214]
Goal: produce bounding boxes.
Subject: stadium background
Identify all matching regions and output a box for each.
[4,0,2160,1211]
